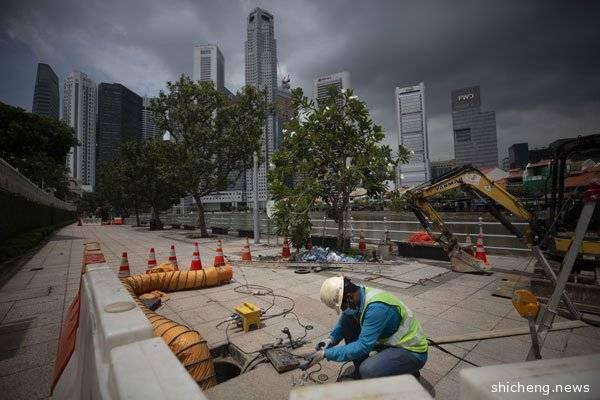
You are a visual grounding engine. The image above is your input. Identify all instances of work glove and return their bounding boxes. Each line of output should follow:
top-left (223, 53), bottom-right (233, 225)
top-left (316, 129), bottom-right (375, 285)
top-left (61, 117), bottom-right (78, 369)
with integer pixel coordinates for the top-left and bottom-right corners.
top-left (315, 338), bottom-right (333, 351)
top-left (302, 350), bottom-right (325, 370)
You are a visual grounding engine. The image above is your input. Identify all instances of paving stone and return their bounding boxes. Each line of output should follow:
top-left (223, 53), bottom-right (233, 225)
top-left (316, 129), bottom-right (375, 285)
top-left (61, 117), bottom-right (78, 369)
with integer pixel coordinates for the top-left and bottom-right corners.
top-left (168, 294), bottom-right (213, 313)
top-left (441, 306), bottom-right (504, 330)
top-left (0, 364), bottom-right (53, 400)
top-left (422, 317), bottom-right (480, 351)
top-left (432, 375), bottom-right (460, 400)
top-left (400, 295), bottom-right (453, 317)
top-left (416, 287), bottom-right (472, 305)
top-left (0, 322), bottom-right (61, 350)
top-left (0, 339), bottom-right (58, 376)
top-left (0, 287), bottom-right (50, 304)
top-left (422, 344), bottom-right (466, 376)
top-left (450, 297), bottom-right (513, 317)
top-left (471, 336), bottom-right (563, 363)
top-left (0, 302), bottom-right (13, 322)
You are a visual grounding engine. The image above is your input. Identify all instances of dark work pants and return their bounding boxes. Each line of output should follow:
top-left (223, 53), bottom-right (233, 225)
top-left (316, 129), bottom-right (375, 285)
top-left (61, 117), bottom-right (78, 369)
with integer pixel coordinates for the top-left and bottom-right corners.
top-left (341, 314), bottom-right (427, 379)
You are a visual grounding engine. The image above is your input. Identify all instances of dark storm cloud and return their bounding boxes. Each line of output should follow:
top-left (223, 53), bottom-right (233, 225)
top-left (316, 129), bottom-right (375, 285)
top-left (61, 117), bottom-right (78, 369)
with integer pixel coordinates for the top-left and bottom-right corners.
top-left (1, 0), bottom-right (599, 160)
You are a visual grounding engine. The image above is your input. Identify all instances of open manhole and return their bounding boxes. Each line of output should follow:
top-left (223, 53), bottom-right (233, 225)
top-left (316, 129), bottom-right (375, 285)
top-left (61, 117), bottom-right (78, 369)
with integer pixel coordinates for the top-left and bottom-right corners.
top-left (213, 360), bottom-right (242, 384)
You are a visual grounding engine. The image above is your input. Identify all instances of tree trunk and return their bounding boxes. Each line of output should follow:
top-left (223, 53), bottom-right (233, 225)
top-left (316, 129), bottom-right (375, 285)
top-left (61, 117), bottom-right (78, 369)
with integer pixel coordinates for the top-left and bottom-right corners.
top-left (134, 204), bottom-right (140, 227)
top-left (336, 210), bottom-right (345, 251)
top-left (194, 195), bottom-right (209, 237)
top-left (151, 206), bottom-right (163, 230)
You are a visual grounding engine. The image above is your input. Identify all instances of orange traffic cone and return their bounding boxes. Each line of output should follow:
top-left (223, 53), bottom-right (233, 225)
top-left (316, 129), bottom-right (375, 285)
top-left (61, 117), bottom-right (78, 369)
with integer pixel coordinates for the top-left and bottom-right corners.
top-left (358, 231), bottom-right (367, 253)
top-left (118, 252), bottom-right (131, 279)
top-left (190, 242), bottom-right (203, 270)
top-left (282, 239), bottom-right (291, 258)
top-left (474, 233), bottom-right (489, 265)
top-left (168, 244), bottom-right (179, 270)
top-left (147, 247), bottom-right (157, 271)
top-left (213, 240), bottom-right (225, 267)
top-left (241, 237), bottom-right (252, 261)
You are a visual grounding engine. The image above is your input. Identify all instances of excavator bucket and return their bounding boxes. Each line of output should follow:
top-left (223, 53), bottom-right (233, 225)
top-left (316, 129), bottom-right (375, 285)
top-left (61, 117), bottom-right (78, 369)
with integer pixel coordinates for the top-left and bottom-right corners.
top-left (449, 248), bottom-right (491, 273)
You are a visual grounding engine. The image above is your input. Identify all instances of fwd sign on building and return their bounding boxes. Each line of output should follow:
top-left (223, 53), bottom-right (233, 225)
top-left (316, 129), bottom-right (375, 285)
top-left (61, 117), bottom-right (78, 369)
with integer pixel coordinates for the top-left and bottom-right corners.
top-left (452, 86), bottom-right (481, 110)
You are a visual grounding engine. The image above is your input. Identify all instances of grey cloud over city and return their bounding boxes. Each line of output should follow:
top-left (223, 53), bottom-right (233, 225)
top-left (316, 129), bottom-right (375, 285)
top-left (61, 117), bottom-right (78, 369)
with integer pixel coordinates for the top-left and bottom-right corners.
top-left (1, 0), bottom-right (599, 160)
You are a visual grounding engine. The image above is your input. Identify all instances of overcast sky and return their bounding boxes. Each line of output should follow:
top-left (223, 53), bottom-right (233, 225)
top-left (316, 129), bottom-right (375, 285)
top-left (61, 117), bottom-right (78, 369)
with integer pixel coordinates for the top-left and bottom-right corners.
top-left (1, 0), bottom-right (599, 161)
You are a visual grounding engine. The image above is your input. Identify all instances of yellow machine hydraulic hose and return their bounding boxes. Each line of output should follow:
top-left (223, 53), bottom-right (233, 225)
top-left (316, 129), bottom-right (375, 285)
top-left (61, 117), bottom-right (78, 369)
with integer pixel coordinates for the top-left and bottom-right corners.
top-left (121, 265), bottom-right (233, 390)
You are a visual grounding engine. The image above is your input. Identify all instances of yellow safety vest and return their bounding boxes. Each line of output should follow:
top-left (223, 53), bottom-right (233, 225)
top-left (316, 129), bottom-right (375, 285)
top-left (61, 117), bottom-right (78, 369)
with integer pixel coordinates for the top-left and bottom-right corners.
top-left (359, 287), bottom-right (428, 353)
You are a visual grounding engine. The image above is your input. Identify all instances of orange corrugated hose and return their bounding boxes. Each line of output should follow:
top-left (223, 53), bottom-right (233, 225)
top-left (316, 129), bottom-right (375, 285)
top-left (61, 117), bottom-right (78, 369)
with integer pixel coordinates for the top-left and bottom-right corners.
top-left (122, 265), bottom-right (233, 390)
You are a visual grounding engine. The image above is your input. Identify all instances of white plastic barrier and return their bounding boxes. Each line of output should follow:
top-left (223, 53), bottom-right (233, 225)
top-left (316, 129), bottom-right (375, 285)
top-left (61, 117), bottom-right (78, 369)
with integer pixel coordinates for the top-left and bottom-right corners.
top-left (52, 262), bottom-right (206, 399)
top-left (460, 353), bottom-right (599, 399)
top-left (289, 375), bottom-right (432, 400)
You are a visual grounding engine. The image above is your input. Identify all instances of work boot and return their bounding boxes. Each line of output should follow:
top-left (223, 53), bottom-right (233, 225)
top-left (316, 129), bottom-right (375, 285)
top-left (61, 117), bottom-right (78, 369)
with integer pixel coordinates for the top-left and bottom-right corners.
top-left (336, 365), bottom-right (360, 381)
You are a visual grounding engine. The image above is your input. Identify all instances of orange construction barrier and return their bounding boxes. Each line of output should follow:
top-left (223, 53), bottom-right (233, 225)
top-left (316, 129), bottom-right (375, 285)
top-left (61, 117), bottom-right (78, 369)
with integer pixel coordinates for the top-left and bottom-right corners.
top-left (407, 231), bottom-right (433, 244)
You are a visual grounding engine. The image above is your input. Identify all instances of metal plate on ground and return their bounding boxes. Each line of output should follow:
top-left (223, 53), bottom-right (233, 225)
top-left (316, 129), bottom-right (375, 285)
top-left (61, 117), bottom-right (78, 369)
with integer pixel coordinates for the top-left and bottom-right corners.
top-left (266, 349), bottom-right (300, 373)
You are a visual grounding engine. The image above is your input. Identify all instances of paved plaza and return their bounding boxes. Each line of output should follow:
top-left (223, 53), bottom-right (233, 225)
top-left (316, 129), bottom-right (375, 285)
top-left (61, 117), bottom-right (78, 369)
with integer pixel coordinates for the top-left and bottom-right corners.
top-left (1, 223), bottom-right (599, 399)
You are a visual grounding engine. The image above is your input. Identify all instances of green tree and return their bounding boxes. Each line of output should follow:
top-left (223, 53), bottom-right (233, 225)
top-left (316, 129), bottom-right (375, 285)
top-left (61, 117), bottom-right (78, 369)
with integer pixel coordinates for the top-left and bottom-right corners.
top-left (0, 102), bottom-right (77, 199)
top-left (270, 87), bottom-right (407, 250)
top-left (151, 76), bottom-right (269, 236)
top-left (97, 157), bottom-right (147, 226)
top-left (122, 139), bottom-right (183, 230)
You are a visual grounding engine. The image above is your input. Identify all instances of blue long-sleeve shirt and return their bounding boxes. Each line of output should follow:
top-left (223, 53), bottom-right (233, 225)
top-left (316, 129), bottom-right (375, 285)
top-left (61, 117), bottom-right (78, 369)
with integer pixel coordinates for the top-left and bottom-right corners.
top-left (324, 287), bottom-right (427, 362)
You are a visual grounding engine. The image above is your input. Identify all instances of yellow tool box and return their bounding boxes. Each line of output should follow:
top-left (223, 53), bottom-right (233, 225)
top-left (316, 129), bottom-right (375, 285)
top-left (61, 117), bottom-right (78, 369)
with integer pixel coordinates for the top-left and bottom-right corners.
top-left (234, 302), bottom-right (261, 332)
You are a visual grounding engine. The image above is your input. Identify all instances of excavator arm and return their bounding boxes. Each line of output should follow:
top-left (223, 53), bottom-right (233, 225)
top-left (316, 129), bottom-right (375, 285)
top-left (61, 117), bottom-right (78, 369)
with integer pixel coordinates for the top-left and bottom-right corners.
top-left (406, 165), bottom-right (539, 273)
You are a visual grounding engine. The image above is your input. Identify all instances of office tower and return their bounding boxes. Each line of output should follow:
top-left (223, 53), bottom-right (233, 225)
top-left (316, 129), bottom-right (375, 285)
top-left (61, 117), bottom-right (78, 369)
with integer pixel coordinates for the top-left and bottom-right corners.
top-left (142, 96), bottom-right (163, 139)
top-left (63, 71), bottom-right (97, 191)
top-left (275, 77), bottom-right (293, 151)
top-left (32, 63), bottom-right (59, 119)
top-left (245, 7), bottom-right (277, 205)
top-left (508, 143), bottom-right (529, 169)
top-left (451, 86), bottom-right (498, 168)
top-left (193, 45), bottom-right (225, 92)
top-left (96, 83), bottom-right (142, 179)
top-left (313, 72), bottom-right (351, 104)
top-left (430, 160), bottom-right (456, 180)
top-left (395, 83), bottom-right (430, 187)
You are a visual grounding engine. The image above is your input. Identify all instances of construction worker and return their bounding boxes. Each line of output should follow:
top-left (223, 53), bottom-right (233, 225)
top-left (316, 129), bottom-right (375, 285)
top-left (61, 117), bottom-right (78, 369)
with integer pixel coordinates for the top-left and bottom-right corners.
top-left (304, 276), bottom-right (428, 379)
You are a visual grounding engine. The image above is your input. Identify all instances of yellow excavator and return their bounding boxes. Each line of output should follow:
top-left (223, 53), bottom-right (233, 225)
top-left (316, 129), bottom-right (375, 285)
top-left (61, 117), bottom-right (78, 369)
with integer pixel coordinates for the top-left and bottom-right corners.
top-left (405, 134), bottom-right (600, 274)
top-left (405, 165), bottom-right (541, 273)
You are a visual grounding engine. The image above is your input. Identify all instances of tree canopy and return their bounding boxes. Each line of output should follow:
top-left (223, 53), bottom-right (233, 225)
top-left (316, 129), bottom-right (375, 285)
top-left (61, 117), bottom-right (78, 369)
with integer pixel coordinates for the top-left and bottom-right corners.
top-left (269, 87), bottom-right (408, 249)
top-left (150, 76), bottom-right (269, 235)
top-left (0, 102), bottom-right (77, 199)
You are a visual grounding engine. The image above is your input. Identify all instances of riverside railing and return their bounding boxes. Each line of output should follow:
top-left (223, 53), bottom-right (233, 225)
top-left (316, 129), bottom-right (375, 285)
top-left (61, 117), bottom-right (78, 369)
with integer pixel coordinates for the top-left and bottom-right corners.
top-left (126, 211), bottom-right (530, 253)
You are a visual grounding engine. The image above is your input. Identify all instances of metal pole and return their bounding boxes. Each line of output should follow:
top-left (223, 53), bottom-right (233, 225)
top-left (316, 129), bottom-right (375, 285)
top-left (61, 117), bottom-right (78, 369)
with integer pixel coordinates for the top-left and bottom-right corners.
top-left (253, 152), bottom-right (260, 244)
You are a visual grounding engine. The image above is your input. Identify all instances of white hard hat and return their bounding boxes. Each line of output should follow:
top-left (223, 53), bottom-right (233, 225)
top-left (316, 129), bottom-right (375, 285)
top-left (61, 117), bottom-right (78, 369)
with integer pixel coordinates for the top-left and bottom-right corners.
top-left (320, 276), bottom-right (345, 314)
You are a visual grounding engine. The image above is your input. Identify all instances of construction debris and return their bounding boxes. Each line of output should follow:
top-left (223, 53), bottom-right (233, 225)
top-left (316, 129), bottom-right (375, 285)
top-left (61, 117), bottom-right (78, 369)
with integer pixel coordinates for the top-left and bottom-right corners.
top-left (294, 246), bottom-right (365, 263)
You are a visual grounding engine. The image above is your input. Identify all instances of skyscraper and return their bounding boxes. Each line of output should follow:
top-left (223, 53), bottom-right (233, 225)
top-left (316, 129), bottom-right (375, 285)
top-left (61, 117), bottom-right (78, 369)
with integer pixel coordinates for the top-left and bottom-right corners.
top-left (32, 63), bottom-right (59, 119)
top-left (451, 86), bottom-right (498, 168)
top-left (142, 96), bottom-right (163, 139)
top-left (193, 45), bottom-right (225, 92)
top-left (63, 71), bottom-right (97, 191)
top-left (245, 7), bottom-right (277, 204)
top-left (96, 83), bottom-right (142, 179)
top-left (508, 143), bottom-right (529, 169)
top-left (395, 83), bottom-right (430, 187)
top-left (313, 72), bottom-right (351, 104)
